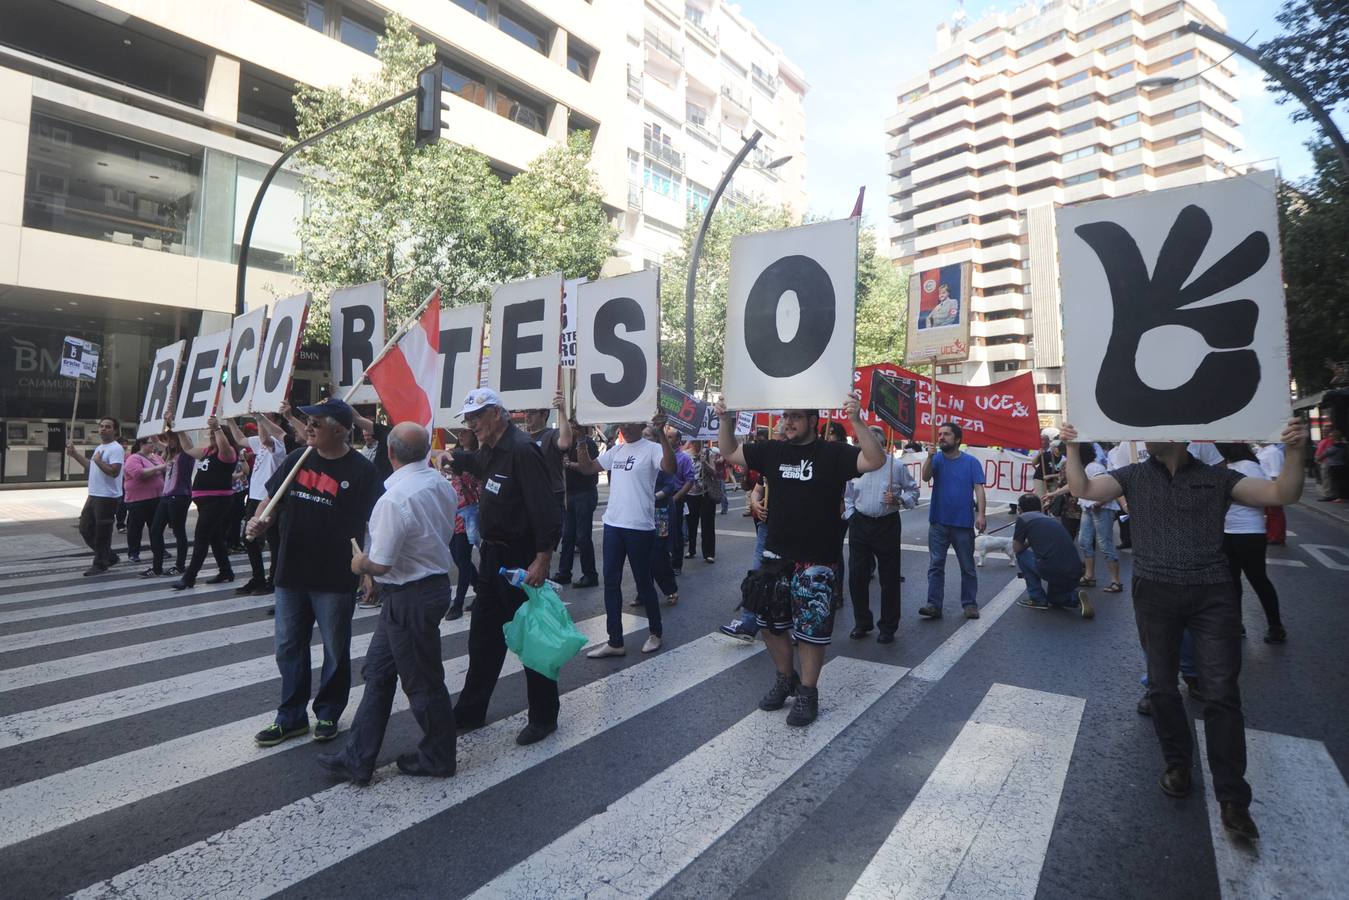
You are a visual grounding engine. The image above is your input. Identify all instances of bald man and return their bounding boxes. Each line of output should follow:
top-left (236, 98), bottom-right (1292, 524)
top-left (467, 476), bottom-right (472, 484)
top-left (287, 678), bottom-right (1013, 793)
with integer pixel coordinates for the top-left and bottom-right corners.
top-left (320, 422), bottom-right (459, 784)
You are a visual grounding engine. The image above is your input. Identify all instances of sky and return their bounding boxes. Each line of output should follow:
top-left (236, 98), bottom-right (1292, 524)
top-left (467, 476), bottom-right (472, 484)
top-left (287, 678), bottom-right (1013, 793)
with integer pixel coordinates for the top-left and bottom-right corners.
top-left (732, 0), bottom-right (1342, 228)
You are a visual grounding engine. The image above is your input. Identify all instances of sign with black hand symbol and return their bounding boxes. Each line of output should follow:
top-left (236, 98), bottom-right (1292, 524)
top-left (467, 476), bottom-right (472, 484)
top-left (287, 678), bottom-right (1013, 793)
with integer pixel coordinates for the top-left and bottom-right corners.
top-left (723, 218), bottom-right (858, 409)
top-left (1056, 172), bottom-right (1290, 440)
top-left (576, 269), bottom-right (659, 425)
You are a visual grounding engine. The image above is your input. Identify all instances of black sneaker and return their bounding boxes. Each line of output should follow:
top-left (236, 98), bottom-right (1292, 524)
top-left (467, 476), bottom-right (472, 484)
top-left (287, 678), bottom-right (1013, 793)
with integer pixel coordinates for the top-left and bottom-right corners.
top-left (759, 671), bottom-right (801, 711)
top-left (550, 572), bottom-right (572, 585)
top-left (917, 605), bottom-right (943, 619)
top-left (574, 574), bottom-right (599, 588)
top-left (164, 566), bottom-right (182, 577)
top-left (254, 722), bottom-right (309, 747)
top-left (313, 719), bottom-right (339, 742)
top-left (786, 685), bottom-right (819, 726)
top-left (139, 567), bottom-right (162, 578)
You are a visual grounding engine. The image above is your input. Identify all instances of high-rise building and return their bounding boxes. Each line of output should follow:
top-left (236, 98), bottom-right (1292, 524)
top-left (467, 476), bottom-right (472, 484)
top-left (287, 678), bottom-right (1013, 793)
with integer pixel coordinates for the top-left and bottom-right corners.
top-left (620, 0), bottom-right (808, 268)
top-left (885, 0), bottom-right (1244, 421)
top-left (0, 0), bottom-right (806, 483)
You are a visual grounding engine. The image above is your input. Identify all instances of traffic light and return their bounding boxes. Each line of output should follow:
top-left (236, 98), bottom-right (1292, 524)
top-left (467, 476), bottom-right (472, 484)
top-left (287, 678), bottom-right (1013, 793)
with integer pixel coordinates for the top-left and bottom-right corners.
top-left (415, 63), bottom-right (447, 149)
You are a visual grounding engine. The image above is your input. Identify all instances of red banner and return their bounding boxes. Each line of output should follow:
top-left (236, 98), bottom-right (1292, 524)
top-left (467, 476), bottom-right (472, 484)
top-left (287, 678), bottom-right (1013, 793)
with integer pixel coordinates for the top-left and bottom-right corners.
top-left (826, 363), bottom-right (1041, 449)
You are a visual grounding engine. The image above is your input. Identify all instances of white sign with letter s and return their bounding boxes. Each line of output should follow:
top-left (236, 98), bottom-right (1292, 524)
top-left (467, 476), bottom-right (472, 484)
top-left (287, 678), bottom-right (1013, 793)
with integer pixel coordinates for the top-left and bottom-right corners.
top-left (576, 269), bottom-right (659, 425)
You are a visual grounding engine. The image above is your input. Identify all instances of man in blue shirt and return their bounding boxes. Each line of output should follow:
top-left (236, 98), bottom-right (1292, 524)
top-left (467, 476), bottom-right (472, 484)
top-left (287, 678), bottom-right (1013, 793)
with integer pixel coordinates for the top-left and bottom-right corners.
top-left (920, 421), bottom-right (986, 619)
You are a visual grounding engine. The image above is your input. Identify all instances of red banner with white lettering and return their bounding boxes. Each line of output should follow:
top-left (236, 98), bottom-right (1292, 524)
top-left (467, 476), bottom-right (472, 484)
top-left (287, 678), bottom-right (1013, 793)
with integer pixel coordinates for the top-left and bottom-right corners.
top-left (826, 363), bottom-right (1041, 449)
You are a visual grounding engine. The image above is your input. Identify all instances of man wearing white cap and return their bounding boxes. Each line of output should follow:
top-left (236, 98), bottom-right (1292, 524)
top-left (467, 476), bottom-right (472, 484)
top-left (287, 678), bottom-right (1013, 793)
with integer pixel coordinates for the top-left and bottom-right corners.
top-left (447, 389), bottom-right (564, 746)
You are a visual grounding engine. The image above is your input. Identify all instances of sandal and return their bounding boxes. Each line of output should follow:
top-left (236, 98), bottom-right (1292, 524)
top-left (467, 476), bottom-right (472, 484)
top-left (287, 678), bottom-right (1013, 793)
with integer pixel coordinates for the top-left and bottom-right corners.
top-left (1079, 576), bottom-right (1096, 587)
top-left (1103, 582), bottom-right (1123, 593)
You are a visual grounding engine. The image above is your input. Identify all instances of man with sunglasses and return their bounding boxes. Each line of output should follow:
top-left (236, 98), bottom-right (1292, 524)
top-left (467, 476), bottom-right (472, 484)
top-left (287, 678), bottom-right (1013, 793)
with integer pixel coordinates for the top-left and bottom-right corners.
top-left (246, 398), bottom-right (380, 748)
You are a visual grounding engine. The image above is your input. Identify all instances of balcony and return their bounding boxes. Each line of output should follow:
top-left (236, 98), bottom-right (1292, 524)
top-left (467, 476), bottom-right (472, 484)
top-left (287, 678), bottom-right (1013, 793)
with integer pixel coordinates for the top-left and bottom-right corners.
top-left (686, 118), bottom-right (719, 147)
top-left (644, 137), bottom-right (685, 171)
top-left (644, 28), bottom-right (684, 67)
top-left (628, 182), bottom-right (643, 210)
top-left (684, 11), bottom-right (717, 46)
top-left (721, 84), bottom-right (751, 119)
top-left (627, 68), bottom-right (643, 100)
top-left (751, 68), bottom-right (778, 97)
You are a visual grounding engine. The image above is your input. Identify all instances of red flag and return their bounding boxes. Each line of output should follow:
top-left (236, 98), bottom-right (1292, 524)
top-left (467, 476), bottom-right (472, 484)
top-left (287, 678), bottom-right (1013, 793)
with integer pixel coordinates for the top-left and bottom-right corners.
top-left (850, 186), bottom-right (865, 219)
top-left (367, 290), bottom-right (440, 428)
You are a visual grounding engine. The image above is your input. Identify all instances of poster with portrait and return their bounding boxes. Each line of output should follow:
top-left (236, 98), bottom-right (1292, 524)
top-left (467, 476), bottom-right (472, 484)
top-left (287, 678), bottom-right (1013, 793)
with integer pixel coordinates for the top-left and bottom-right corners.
top-left (905, 261), bottom-right (972, 364)
top-left (1056, 171), bottom-right (1290, 440)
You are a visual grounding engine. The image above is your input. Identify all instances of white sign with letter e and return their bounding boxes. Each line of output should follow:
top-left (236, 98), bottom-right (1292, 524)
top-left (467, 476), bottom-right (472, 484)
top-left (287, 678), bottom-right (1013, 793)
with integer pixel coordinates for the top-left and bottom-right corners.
top-left (173, 328), bottom-right (232, 432)
top-left (488, 273), bottom-right (562, 412)
top-left (576, 269), bottom-right (659, 425)
top-left (1056, 171), bottom-right (1290, 440)
top-left (723, 218), bottom-right (858, 410)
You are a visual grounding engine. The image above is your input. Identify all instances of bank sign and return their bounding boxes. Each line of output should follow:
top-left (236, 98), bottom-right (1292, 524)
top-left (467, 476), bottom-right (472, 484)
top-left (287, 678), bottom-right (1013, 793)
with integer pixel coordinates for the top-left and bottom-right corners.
top-left (2, 326), bottom-right (98, 419)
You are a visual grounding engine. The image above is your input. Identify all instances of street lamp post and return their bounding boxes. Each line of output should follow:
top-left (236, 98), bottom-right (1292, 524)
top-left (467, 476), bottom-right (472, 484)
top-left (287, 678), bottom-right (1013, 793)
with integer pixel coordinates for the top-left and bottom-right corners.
top-left (681, 130), bottom-right (792, 393)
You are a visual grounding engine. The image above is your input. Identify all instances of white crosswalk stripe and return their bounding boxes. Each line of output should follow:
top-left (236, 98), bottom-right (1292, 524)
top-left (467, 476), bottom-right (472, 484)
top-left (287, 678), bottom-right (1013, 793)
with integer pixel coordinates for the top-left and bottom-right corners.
top-left (0, 592), bottom-right (273, 653)
top-left (0, 580), bottom-right (237, 625)
top-left (0, 565), bottom-right (226, 605)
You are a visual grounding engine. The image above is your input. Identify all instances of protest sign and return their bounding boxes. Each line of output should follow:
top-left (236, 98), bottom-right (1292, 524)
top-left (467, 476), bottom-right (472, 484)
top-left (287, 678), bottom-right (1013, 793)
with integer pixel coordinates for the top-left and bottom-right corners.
top-left (897, 446), bottom-right (1039, 505)
top-left (60, 336), bottom-right (100, 380)
top-left (488, 273), bottom-right (562, 411)
top-left (723, 218), bottom-right (858, 409)
top-left (136, 340), bottom-right (186, 437)
top-left (433, 303), bottom-right (485, 428)
top-left (1056, 171), bottom-right (1290, 440)
top-left (173, 328), bottom-right (232, 431)
top-left (559, 277), bottom-right (585, 369)
top-left (905, 262), bottom-right (972, 363)
top-left (658, 381), bottom-right (708, 438)
top-left (576, 270), bottom-right (659, 425)
top-left (249, 292), bottom-right (310, 413)
top-left (868, 369), bottom-right (917, 438)
top-left (218, 306), bottom-right (267, 418)
top-left (330, 281), bottom-right (385, 406)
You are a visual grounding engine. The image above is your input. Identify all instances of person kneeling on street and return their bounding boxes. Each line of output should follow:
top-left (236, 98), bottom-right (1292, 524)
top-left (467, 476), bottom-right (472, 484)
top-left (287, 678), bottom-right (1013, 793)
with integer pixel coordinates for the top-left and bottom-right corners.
top-left (1012, 494), bottom-right (1092, 619)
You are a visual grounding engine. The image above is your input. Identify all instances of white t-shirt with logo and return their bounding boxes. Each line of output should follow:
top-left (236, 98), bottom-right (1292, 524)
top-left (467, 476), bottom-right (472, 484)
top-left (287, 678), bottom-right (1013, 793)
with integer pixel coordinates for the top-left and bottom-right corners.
top-left (597, 439), bottom-right (664, 531)
top-left (1224, 459), bottom-right (1268, 534)
top-left (247, 435), bottom-right (287, 502)
top-left (87, 440), bottom-right (126, 498)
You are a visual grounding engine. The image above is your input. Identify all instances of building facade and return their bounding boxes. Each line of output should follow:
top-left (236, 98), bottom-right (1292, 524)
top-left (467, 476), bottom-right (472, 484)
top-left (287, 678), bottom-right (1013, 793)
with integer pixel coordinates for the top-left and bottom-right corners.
top-left (885, 0), bottom-right (1244, 420)
top-left (619, 0), bottom-right (808, 268)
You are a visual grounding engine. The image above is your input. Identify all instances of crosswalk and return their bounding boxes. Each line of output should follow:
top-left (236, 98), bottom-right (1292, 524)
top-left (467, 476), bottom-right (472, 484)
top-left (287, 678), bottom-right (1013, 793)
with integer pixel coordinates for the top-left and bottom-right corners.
top-left (0, 562), bottom-right (1344, 899)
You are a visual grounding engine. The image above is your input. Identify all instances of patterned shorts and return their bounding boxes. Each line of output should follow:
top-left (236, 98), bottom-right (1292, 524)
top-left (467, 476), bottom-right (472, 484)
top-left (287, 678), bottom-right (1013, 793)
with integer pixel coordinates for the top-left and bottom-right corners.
top-left (754, 560), bottom-right (844, 645)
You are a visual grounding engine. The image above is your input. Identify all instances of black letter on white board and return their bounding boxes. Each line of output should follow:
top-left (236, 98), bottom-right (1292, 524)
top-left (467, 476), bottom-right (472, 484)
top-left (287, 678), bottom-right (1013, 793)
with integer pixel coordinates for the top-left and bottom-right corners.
top-left (144, 361), bottom-right (174, 423)
top-left (339, 306), bottom-right (375, 386)
top-left (262, 317), bottom-right (294, 392)
top-left (229, 328), bottom-right (256, 405)
top-left (590, 297), bottom-right (646, 408)
top-left (439, 326), bottom-right (474, 409)
top-left (181, 350), bottom-right (220, 420)
top-left (743, 255), bottom-right (835, 377)
top-left (501, 299), bottom-right (544, 392)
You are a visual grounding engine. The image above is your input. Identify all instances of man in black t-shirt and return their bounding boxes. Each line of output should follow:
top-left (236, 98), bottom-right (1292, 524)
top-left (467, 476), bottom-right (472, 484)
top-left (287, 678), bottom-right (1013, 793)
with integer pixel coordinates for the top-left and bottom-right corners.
top-left (246, 398), bottom-right (380, 749)
top-left (716, 394), bottom-right (886, 726)
top-left (1011, 494), bottom-right (1090, 617)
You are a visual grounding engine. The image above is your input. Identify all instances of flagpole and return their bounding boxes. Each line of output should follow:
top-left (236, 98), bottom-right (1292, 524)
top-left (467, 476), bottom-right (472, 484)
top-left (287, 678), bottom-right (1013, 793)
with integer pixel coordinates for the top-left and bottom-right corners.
top-left (251, 290), bottom-right (439, 532)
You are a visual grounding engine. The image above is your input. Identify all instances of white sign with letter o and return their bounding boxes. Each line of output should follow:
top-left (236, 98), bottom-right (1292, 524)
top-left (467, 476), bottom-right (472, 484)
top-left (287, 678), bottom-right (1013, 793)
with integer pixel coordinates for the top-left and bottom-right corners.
top-left (723, 218), bottom-right (858, 410)
top-left (249, 292), bottom-right (311, 414)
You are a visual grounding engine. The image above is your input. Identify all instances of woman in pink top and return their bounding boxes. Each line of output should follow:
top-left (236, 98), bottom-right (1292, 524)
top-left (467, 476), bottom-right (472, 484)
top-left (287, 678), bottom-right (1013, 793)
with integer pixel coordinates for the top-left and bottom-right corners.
top-left (172, 416), bottom-right (240, 590)
top-left (122, 437), bottom-right (167, 563)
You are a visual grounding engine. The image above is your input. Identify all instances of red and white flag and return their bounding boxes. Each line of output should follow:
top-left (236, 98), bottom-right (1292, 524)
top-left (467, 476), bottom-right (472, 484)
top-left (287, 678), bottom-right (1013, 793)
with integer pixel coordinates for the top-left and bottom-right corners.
top-left (367, 289), bottom-right (440, 428)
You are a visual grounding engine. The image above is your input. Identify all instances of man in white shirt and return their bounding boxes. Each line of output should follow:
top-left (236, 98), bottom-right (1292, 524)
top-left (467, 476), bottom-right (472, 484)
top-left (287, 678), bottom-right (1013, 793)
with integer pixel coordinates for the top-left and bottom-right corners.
top-left (318, 422), bottom-right (458, 785)
top-left (843, 427), bottom-right (919, 643)
top-left (574, 415), bottom-right (676, 657)
top-left (66, 416), bottom-right (125, 576)
top-left (227, 415), bottom-right (288, 594)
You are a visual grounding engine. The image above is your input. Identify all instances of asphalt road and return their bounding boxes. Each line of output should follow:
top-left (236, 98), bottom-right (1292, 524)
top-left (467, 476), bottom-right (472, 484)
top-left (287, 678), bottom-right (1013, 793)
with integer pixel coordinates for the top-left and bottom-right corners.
top-left (0, 490), bottom-right (1346, 899)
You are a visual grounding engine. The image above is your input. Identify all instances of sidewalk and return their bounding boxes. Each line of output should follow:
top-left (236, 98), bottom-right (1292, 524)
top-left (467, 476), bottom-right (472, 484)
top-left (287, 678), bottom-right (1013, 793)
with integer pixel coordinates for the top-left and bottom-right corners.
top-left (1298, 478), bottom-right (1349, 528)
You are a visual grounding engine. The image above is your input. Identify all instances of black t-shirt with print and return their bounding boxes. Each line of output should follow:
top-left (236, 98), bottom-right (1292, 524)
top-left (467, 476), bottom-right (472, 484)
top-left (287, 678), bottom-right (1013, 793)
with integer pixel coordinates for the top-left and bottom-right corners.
top-left (742, 440), bottom-right (861, 564)
top-left (265, 448), bottom-right (380, 593)
top-left (563, 436), bottom-right (600, 494)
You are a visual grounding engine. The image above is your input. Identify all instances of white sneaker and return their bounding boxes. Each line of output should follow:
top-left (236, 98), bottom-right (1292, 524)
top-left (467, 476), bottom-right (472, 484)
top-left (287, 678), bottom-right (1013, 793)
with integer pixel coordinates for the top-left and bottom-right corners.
top-left (586, 643), bottom-right (626, 659)
top-left (642, 634), bottom-right (662, 653)
top-left (664, 592), bottom-right (678, 606)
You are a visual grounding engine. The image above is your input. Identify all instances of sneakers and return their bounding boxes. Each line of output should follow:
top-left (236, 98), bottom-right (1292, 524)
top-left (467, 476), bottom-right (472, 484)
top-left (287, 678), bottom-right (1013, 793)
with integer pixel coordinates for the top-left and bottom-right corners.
top-left (917, 605), bottom-right (943, 619)
top-left (313, 719), bottom-right (339, 742)
top-left (357, 596), bottom-right (382, 610)
top-left (139, 567), bottom-right (162, 578)
top-left (704, 556), bottom-right (715, 564)
top-left (963, 606), bottom-right (981, 619)
top-left (1078, 590), bottom-right (1095, 620)
top-left (1017, 597), bottom-right (1051, 610)
top-left (719, 619), bottom-right (756, 643)
top-left (759, 670), bottom-right (801, 711)
top-left (254, 722), bottom-right (310, 747)
top-left (1220, 802), bottom-right (1260, 840)
top-left (641, 634), bottom-right (662, 653)
top-left (573, 574), bottom-right (599, 588)
top-left (164, 566), bottom-right (182, 577)
top-left (664, 592), bottom-right (679, 606)
top-left (586, 642), bottom-right (626, 659)
top-left (786, 685), bottom-right (819, 727)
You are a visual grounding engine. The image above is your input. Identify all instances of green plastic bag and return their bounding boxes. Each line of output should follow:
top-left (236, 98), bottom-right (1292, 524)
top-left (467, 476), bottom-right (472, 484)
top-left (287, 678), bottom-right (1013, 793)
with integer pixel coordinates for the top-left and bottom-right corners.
top-left (503, 581), bottom-right (588, 680)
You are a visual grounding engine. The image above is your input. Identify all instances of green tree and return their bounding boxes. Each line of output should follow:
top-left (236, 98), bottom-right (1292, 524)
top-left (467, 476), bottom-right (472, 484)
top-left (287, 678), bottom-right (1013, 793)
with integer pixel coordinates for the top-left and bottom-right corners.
top-left (287, 16), bottom-right (613, 341)
top-left (1259, 1), bottom-right (1349, 123)
top-left (1279, 143), bottom-right (1349, 393)
top-left (658, 203), bottom-right (906, 392)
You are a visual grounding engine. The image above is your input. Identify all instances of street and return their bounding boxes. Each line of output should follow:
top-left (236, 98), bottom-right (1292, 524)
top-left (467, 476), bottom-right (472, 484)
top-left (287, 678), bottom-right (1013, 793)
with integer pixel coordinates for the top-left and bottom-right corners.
top-left (1, 489), bottom-right (1346, 899)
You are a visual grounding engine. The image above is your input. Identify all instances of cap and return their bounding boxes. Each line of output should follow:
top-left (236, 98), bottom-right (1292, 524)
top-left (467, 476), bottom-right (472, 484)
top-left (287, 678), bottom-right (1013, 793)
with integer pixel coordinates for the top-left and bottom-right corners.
top-left (298, 398), bottom-right (353, 429)
top-left (458, 388), bottom-right (504, 418)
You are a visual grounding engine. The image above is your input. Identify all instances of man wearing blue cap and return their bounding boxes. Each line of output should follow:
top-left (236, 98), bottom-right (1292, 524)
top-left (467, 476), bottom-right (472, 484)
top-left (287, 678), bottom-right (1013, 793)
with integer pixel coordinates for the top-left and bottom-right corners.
top-left (246, 397), bottom-right (381, 748)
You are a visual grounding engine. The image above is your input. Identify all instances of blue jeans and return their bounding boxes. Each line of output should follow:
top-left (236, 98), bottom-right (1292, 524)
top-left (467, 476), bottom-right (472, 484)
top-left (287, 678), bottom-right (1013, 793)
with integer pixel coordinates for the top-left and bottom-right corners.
top-left (1078, 506), bottom-right (1118, 562)
top-left (927, 523), bottom-right (978, 611)
top-left (602, 525), bottom-right (660, 646)
top-left (272, 586), bottom-right (357, 728)
top-left (1016, 549), bottom-right (1081, 607)
top-left (753, 520), bottom-right (768, 568)
top-left (558, 489), bottom-right (598, 579)
top-left (667, 499), bottom-right (684, 571)
top-left (459, 504), bottom-right (480, 547)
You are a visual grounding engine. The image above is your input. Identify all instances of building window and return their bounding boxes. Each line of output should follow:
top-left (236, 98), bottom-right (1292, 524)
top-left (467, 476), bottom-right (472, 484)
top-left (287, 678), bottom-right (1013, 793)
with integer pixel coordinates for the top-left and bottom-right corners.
top-left (1106, 62), bottom-right (1134, 78)
top-left (495, 83), bottom-right (546, 133)
top-left (978, 48), bottom-right (1007, 65)
top-left (1061, 69), bottom-right (1090, 87)
top-left (441, 60), bottom-right (489, 107)
top-left (1115, 164), bottom-right (1144, 178)
top-left (255, 0), bottom-right (326, 29)
top-left (993, 360), bottom-right (1024, 372)
top-left (1111, 112), bottom-right (1140, 127)
top-left (1107, 87), bottom-right (1136, 104)
top-left (1170, 50), bottom-right (1195, 66)
top-left (1171, 101), bottom-right (1201, 119)
top-left (238, 66), bottom-right (298, 136)
top-left (642, 159), bottom-right (677, 199)
top-left (936, 364), bottom-right (963, 375)
top-left (337, 9), bottom-right (383, 55)
top-left (451, 0), bottom-right (488, 19)
top-left (931, 57), bottom-right (965, 77)
top-left (686, 181), bottom-right (711, 214)
top-left (1102, 37), bottom-right (1132, 54)
top-left (1060, 95), bottom-right (1093, 112)
top-left (567, 38), bottom-right (594, 81)
top-left (1061, 145), bottom-right (1099, 162)
top-left (1064, 170), bottom-right (1101, 186)
top-left (497, 7), bottom-right (549, 55)
top-left (23, 111), bottom-right (202, 254)
top-left (1062, 120), bottom-right (1094, 136)
top-left (1111, 138), bottom-right (1142, 154)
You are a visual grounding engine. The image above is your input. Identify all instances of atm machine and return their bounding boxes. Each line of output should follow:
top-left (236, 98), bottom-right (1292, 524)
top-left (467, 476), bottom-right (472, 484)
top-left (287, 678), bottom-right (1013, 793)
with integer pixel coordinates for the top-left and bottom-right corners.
top-left (1, 419), bottom-right (67, 484)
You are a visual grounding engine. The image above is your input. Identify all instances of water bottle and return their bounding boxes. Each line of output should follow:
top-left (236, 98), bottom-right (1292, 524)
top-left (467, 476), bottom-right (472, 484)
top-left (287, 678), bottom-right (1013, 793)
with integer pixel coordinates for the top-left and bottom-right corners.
top-left (499, 567), bottom-right (562, 591)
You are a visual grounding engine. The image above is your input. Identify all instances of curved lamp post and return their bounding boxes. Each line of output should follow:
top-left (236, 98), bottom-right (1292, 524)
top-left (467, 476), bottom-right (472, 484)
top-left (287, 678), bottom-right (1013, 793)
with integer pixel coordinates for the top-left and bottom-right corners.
top-left (683, 128), bottom-right (792, 392)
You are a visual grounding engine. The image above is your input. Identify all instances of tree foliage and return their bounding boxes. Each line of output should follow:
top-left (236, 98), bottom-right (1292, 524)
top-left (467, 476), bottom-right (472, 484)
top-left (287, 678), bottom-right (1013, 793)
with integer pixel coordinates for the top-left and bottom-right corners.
top-left (1279, 143), bottom-right (1349, 394)
top-left (1259, 1), bottom-right (1349, 123)
top-left (657, 202), bottom-right (907, 392)
top-left (288, 16), bottom-right (614, 341)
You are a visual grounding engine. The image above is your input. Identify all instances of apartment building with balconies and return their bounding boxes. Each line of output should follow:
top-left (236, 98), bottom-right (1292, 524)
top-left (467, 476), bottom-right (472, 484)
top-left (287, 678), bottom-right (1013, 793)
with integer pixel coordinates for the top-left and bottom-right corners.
top-left (885, 0), bottom-right (1244, 421)
top-left (620, 0), bottom-right (808, 268)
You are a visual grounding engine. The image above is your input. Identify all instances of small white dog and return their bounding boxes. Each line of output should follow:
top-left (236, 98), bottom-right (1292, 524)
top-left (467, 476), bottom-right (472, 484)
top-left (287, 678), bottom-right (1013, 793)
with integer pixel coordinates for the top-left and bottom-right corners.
top-left (975, 533), bottom-right (1017, 567)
